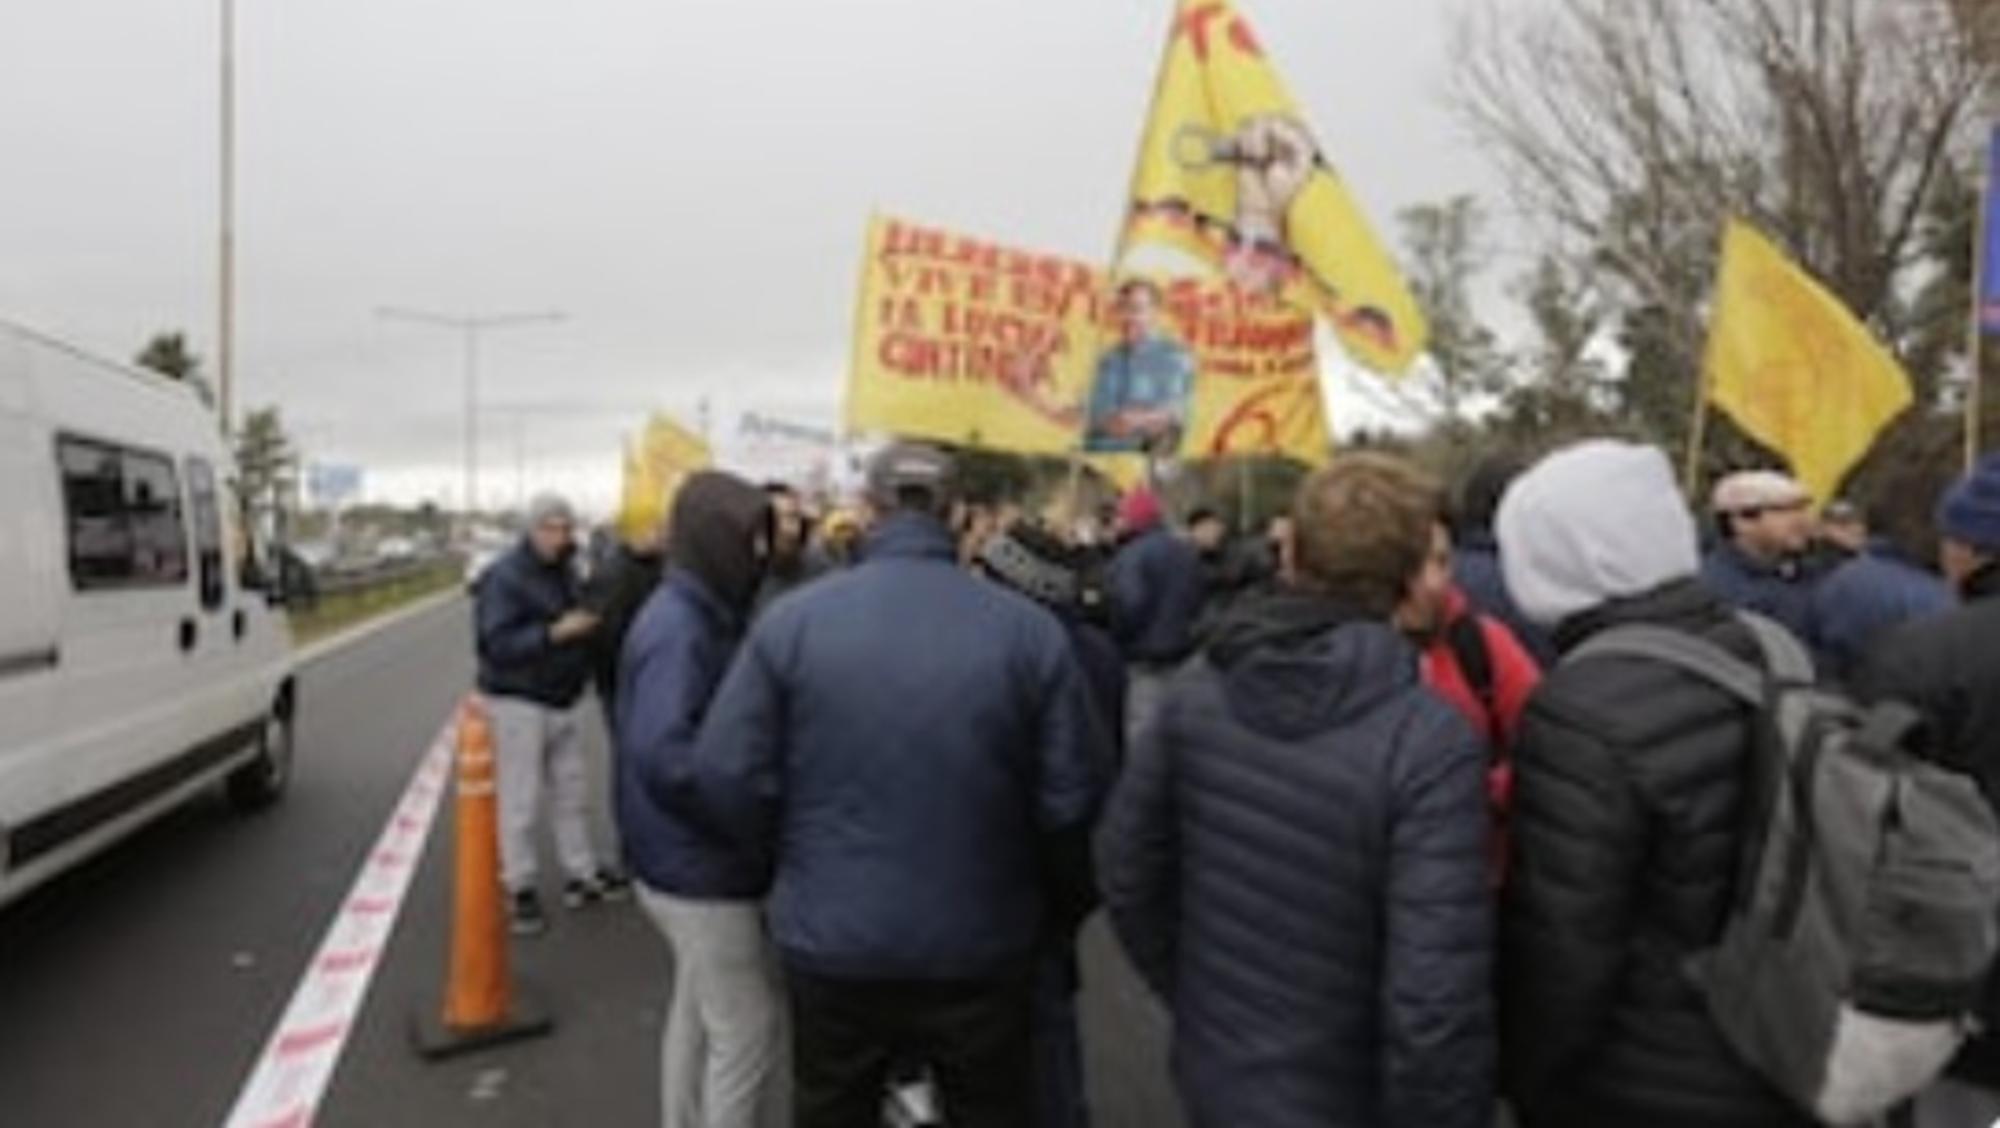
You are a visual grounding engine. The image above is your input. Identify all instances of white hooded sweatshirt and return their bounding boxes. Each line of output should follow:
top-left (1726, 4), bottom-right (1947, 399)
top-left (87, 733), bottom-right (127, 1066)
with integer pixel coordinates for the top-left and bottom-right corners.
top-left (1495, 440), bottom-right (1701, 630)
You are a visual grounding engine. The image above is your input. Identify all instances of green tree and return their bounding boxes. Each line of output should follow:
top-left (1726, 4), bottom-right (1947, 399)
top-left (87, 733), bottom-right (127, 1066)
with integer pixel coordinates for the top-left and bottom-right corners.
top-left (235, 406), bottom-right (299, 541)
top-left (136, 332), bottom-right (199, 380)
top-left (1454, 0), bottom-right (1993, 478)
top-left (1398, 196), bottom-right (1510, 433)
top-left (136, 331), bottom-right (218, 409)
top-left (1493, 254), bottom-right (1613, 447)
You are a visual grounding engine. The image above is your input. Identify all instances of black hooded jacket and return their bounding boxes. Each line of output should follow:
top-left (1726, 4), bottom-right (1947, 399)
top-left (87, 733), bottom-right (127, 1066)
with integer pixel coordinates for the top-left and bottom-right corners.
top-left (584, 543), bottom-right (665, 704)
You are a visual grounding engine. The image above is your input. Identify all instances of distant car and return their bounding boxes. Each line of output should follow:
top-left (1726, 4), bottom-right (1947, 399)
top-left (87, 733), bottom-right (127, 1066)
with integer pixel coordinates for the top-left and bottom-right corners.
top-left (464, 545), bottom-right (505, 592)
top-left (0, 321), bottom-right (297, 909)
top-left (290, 540), bottom-right (336, 571)
top-left (374, 536), bottom-right (418, 564)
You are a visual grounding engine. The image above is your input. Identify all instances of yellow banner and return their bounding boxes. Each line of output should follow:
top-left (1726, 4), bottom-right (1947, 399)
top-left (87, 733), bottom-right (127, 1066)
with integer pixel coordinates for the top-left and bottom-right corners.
top-left (1120, 0), bottom-right (1427, 377)
top-left (847, 215), bottom-right (1328, 465)
top-left (618, 414), bottom-right (711, 540)
top-left (1704, 221), bottom-right (1912, 504)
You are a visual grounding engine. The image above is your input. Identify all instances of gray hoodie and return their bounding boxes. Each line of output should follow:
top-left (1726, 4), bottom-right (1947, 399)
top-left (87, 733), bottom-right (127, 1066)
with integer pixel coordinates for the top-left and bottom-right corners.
top-left (1494, 440), bottom-right (1701, 630)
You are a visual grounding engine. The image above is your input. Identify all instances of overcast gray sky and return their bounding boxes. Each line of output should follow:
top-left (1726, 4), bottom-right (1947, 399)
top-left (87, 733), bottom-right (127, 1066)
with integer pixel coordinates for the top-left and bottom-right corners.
top-left (0, 0), bottom-right (1500, 511)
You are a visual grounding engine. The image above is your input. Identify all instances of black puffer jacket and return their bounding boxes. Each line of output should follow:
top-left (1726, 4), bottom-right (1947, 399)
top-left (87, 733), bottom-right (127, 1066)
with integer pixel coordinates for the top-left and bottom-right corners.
top-left (1503, 579), bottom-right (1809, 1128)
top-left (1098, 593), bottom-right (1494, 1128)
top-left (1856, 564), bottom-right (2000, 1085)
top-left (583, 542), bottom-right (664, 705)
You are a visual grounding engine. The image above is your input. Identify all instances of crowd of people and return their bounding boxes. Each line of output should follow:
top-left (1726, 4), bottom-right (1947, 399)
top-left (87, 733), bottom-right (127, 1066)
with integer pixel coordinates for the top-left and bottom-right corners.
top-left (467, 437), bottom-right (2000, 1128)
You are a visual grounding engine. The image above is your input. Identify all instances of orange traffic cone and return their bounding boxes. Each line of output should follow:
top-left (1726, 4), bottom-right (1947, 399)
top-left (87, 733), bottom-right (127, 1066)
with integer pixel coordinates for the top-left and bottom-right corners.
top-left (413, 695), bottom-right (554, 1059)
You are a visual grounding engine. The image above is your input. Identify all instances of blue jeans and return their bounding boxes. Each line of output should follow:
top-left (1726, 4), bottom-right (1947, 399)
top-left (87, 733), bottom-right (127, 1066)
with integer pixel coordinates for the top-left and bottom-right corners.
top-left (1035, 946), bottom-right (1090, 1128)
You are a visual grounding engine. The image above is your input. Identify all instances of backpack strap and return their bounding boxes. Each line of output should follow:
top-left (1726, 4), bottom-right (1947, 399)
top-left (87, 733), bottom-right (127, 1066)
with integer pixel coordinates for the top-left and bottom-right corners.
top-left (1734, 612), bottom-right (1817, 686)
top-left (1565, 624), bottom-right (1768, 706)
top-left (1445, 614), bottom-right (1501, 749)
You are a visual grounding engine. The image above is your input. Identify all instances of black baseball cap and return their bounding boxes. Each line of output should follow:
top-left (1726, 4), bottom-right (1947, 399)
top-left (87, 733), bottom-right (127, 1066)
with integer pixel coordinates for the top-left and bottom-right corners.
top-left (865, 442), bottom-right (958, 513)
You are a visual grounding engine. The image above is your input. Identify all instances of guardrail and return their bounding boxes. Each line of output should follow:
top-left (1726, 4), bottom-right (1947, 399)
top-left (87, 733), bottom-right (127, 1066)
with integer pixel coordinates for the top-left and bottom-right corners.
top-left (311, 556), bottom-right (462, 601)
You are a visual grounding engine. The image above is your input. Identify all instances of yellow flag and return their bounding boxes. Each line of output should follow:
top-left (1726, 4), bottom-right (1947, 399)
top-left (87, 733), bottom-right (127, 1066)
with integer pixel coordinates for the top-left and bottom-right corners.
top-left (1704, 221), bottom-right (1913, 503)
top-left (616, 438), bottom-right (660, 543)
top-left (1119, 0), bottom-right (1427, 376)
top-left (640, 414), bottom-right (711, 486)
top-left (618, 414), bottom-right (711, 541)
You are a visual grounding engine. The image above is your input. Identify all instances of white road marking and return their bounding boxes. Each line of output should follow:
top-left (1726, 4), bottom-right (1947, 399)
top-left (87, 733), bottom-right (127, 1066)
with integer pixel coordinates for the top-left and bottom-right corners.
top-left (220, 721), bottom-right (455, 1128)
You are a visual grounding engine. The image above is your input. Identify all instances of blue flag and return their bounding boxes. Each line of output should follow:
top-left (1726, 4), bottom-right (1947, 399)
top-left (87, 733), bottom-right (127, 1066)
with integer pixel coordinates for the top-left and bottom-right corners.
top-left (1984, 125), bottom-right (2000, 337)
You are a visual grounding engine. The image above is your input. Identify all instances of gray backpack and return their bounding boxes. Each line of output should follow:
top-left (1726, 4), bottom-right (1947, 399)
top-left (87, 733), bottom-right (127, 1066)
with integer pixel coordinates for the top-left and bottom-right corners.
top-left (1570, 614), bottom-right (2000, 1125)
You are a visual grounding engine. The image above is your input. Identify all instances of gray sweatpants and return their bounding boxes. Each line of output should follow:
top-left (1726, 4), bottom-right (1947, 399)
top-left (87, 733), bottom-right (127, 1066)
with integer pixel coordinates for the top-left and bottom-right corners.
top-left (488, 695), bottom-right (599, 892)
top-left (1126, 668), bottom-right (1171, 751)
top-left (1911, 1077), bottom-right (2000, 1127)
top-left (638, 886), bottom-right (789, 1128)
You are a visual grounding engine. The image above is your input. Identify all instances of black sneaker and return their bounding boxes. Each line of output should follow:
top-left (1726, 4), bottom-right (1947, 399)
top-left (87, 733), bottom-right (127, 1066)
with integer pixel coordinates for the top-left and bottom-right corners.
top-left (509, 889), bottom-right (548, 936)
top-left (565, 869), bottom-right (632, 909)
top-left (595, 867), bottom-right (632, 902)
top-left (563, 876), bottom-right (604, 910)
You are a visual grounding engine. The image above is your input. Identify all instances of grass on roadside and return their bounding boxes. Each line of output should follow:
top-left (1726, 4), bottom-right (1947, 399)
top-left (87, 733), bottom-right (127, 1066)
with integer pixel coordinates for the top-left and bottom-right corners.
top-left (287, 562), bottom-right (464, 646)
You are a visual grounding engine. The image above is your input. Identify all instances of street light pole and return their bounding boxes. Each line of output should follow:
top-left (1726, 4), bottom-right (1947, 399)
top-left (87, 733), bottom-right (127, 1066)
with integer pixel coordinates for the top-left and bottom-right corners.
top-left (376, 308), bottom-right (564, 525)
top-left (218, 0), bottom-right (236, 432)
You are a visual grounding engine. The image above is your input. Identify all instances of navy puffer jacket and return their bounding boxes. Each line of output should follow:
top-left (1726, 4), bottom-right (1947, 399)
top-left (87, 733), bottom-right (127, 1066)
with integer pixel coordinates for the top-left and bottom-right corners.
top-left (1098, 592), bottom-right (1495, 1128)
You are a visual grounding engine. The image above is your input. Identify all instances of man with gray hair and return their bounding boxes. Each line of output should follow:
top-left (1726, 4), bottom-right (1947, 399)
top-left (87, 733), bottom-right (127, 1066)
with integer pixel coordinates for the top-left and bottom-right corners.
top-left (476, 492), bottom-right (627, 935)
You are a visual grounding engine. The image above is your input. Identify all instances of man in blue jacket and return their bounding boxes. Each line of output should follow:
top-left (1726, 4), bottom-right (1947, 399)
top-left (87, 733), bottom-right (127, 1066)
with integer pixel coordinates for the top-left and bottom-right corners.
top-left (1451, 454), bottom-right (1555, 666)
top-left (475, 493), bottom-right (626, 935)
top-left (1098, 453), bottom-right (1494, 1128)
top-left (689, 443), bottom-right (1110, 1128)
top-left (1702, 470), bottom-right (1821, 642)
top-left (1809, 501), bottom-right (1953, 683)
top-left (616, 471), bottom-right (779, 1128)
top-left (1107, 487), bottom-right (1206, 746)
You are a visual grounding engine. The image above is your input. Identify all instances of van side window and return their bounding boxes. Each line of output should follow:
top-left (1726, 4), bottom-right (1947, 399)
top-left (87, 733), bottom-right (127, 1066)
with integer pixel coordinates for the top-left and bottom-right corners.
top-left (57, 437), bottom-right (190, 590)
top-left (58, 439), bottom-right (131, 585)
top-left (186, 457), bottom-right (225, 609)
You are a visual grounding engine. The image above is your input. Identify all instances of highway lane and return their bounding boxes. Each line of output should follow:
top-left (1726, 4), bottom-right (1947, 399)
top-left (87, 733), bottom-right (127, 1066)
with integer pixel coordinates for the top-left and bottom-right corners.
top-left (0, 594), bottom-right (1184, 1127)
top-left (0, 595), bottom-right (475, 1127)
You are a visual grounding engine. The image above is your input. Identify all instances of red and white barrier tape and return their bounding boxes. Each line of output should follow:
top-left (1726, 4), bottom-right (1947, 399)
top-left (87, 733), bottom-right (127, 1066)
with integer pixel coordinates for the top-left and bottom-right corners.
top-left (221, 723), bottom-right (455, 1128)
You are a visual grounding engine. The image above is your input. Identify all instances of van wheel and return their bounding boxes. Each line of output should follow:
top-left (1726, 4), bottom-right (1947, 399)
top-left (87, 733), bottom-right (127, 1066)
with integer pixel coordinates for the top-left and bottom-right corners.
top-left (228, 704), bottom-right (294, 812)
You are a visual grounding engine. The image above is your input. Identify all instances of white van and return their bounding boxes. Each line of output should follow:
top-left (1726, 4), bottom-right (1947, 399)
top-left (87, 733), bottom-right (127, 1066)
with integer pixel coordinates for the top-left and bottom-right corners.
top-left (0, 322), bottom-right (296, 908)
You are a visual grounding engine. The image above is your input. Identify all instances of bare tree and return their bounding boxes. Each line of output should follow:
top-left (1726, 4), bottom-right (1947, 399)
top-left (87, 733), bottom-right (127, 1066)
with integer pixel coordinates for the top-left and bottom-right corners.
top-left (1493, 254), bottom-right (1616, 447)
top-left (1453, 0), bottom-right (1994, 451)
top-left (1399, 196), bottom-right (1511, 430)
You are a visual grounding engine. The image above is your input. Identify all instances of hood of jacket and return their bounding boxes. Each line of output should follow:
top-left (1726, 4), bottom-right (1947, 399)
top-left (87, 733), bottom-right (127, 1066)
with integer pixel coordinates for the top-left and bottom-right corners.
top-left (669, 472), bottom-right (772, 615)
top-left (1497, 440), bottom-right (1700, 628)
top-left (1205, 591), bottom-right (1417, 741)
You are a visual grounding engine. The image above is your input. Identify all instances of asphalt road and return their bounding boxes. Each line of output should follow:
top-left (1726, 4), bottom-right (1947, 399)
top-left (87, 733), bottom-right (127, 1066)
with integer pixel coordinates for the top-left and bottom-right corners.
top-left (0, 595), bottom-right (1183, 1128)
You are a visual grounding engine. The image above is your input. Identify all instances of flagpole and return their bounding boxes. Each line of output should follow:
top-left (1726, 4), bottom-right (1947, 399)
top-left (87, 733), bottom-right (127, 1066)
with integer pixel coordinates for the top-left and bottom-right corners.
top-left (1683, 367), bottom-right (1713, 499)
top-left (1970, 127), bottom-right (1992, 472)
top-left (1084, 1), bottom-right (1186, 492)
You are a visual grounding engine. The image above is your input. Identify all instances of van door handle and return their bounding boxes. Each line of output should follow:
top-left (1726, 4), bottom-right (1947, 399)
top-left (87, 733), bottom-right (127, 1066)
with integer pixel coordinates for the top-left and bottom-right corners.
top-left (179, 618), bottom-right (198, 652)
top-left (233, 609), bottom-right (247, 641)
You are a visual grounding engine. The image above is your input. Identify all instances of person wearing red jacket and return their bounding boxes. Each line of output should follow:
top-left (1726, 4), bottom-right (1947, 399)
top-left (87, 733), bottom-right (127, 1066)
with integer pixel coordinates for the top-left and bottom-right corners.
top-left (1397, 518), bottom-right (1542, 879)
